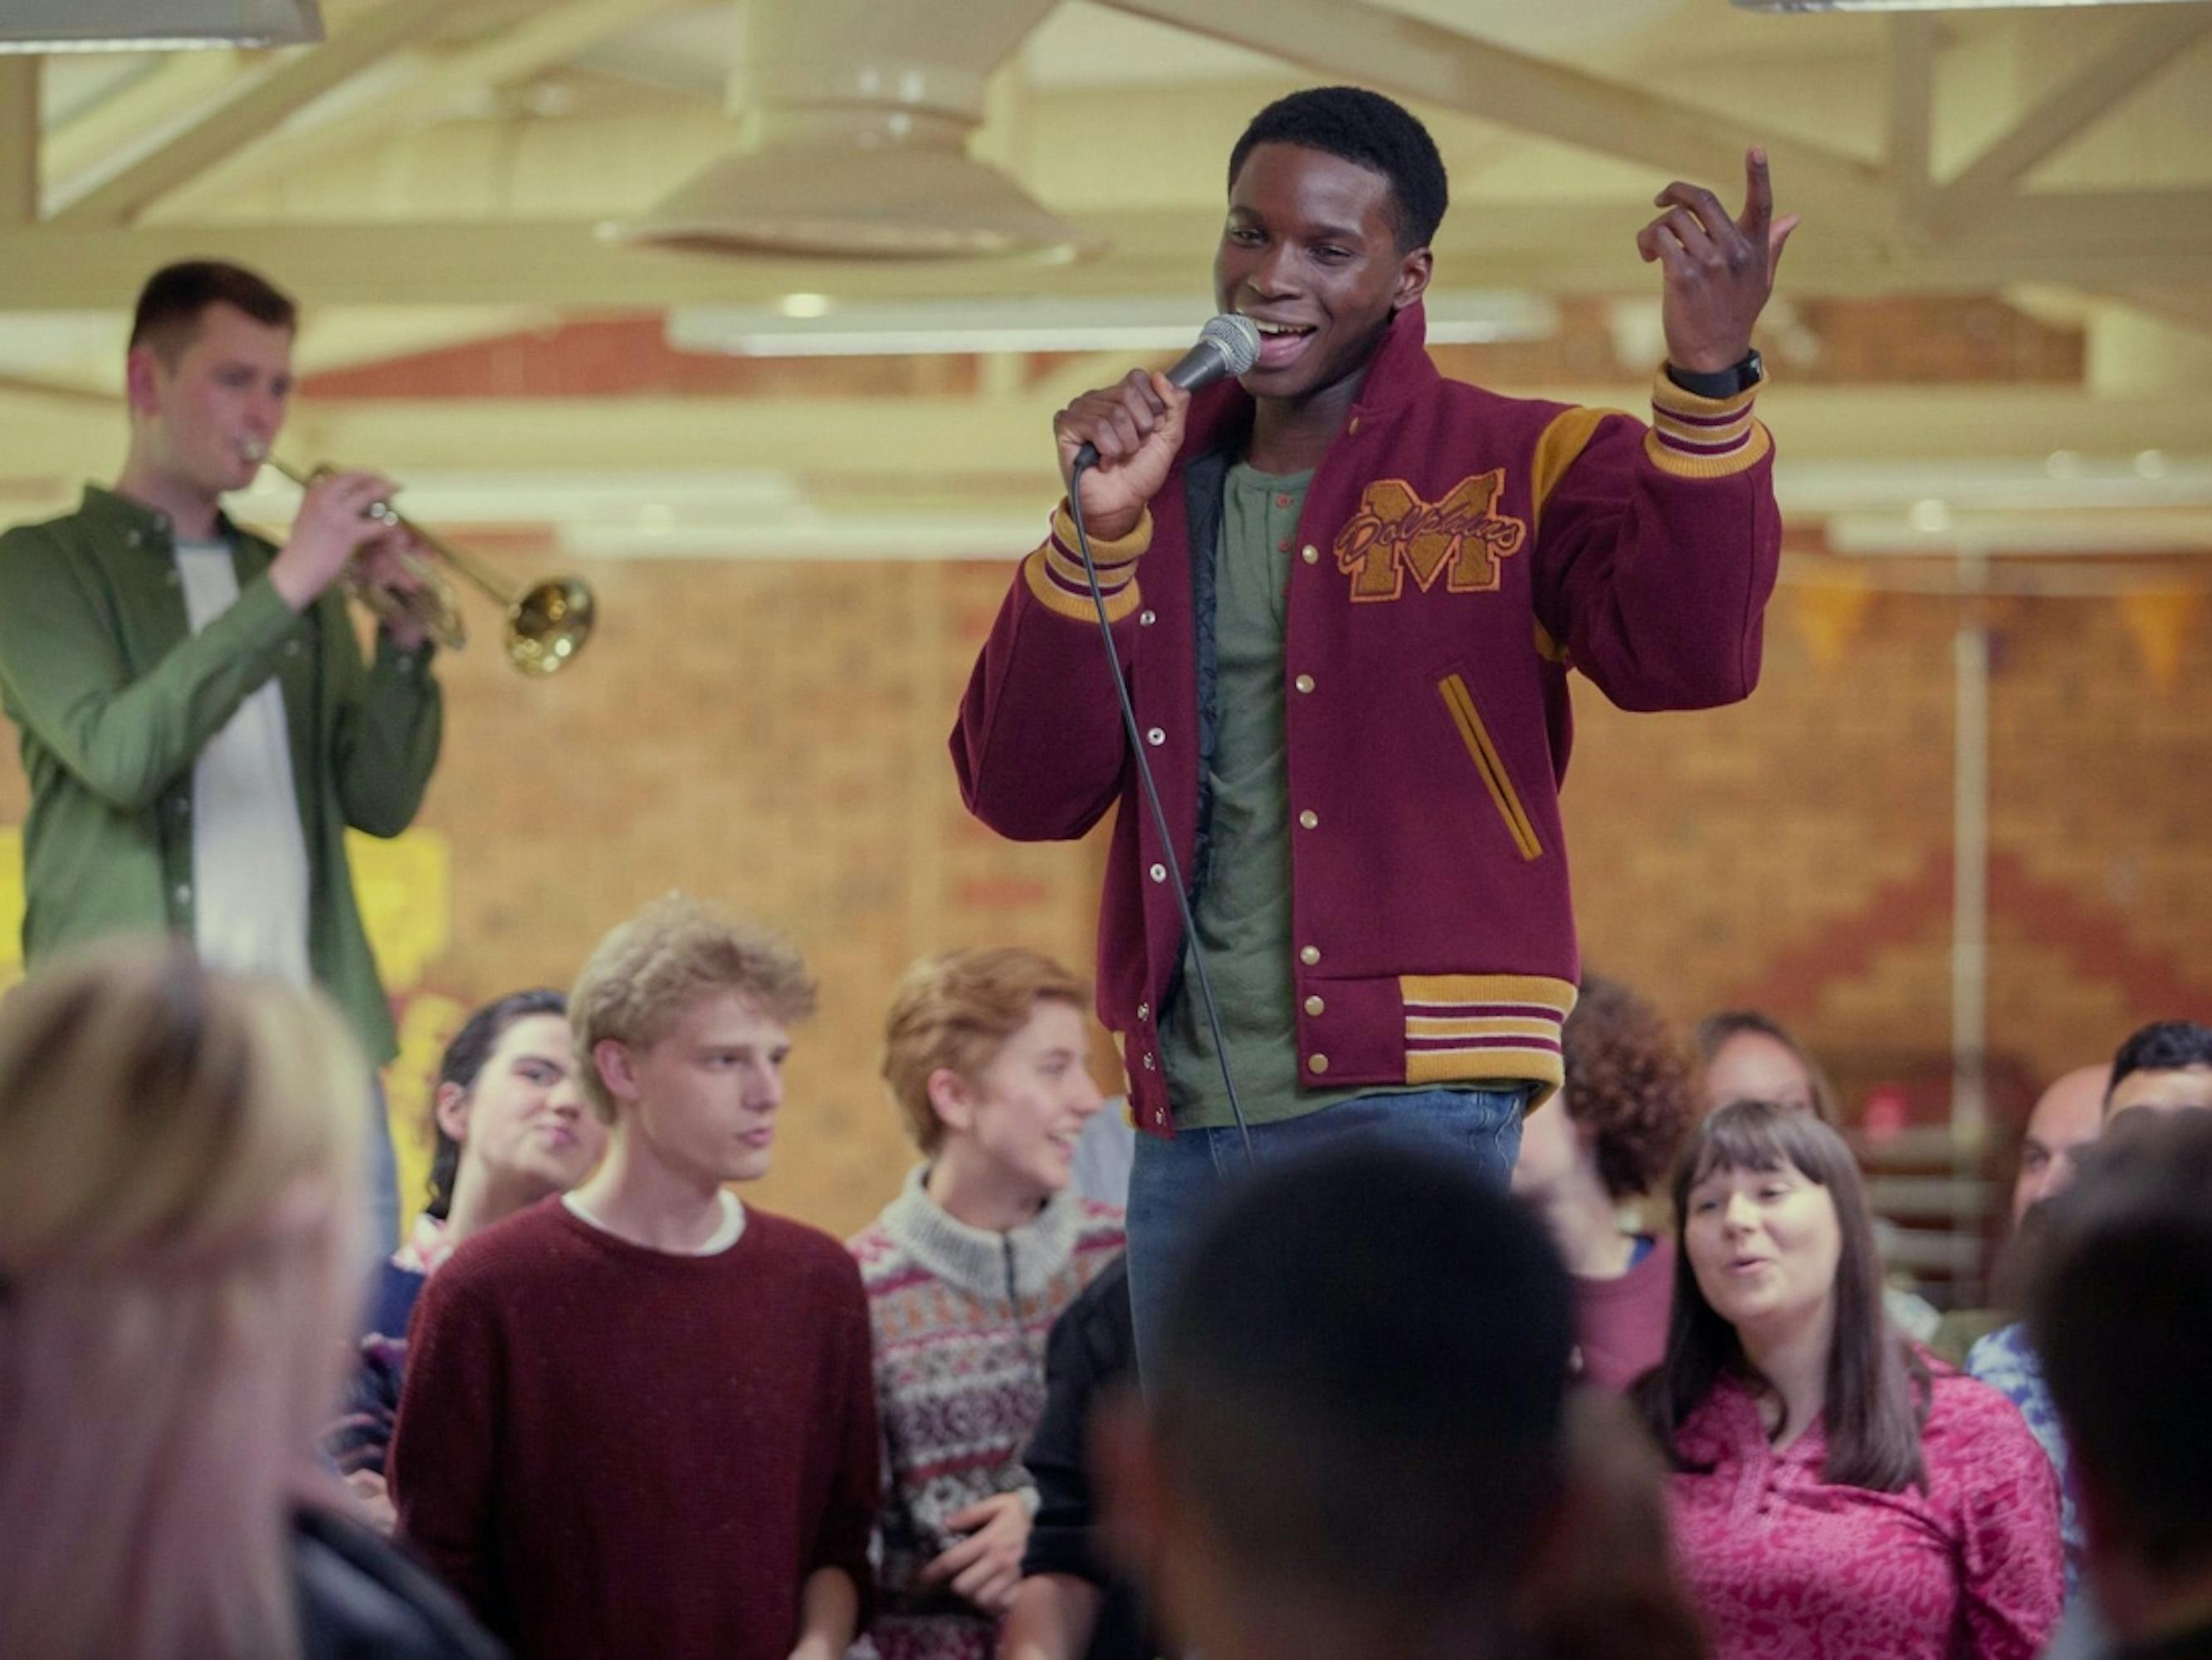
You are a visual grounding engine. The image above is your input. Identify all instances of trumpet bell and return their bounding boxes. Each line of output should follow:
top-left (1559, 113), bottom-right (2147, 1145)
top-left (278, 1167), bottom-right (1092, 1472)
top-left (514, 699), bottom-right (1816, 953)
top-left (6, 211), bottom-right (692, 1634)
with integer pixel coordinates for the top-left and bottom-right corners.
top-left (506, 577), bottom-right (595, 676)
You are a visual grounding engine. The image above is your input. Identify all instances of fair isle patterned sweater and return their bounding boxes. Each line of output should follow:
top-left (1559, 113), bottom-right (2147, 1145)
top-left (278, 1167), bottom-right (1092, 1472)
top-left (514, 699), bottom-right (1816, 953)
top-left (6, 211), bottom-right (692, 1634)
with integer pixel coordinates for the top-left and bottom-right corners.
top-left (847, 1168), bottom-right (1125, 1660)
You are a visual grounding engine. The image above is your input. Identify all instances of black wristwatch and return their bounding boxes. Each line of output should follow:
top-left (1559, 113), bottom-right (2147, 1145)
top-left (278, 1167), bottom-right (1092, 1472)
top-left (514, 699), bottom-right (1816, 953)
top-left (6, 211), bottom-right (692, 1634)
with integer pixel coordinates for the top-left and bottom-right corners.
top-left (1665, 349), bottom-right (1763, 398)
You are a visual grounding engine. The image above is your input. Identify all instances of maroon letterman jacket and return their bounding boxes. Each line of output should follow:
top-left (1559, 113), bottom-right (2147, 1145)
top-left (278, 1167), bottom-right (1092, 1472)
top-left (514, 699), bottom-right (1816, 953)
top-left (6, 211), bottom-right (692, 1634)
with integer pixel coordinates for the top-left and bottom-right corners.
top-left (953, 304), bottom-right (1780, 1136)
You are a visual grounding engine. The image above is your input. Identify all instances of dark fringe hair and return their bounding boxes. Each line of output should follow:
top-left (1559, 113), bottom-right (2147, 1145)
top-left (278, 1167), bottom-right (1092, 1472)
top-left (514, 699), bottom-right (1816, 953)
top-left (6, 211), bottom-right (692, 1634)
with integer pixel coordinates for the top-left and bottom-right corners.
top-left (129, 261), bottom-right (296, 366)
top-left (423, 989), bottom-right (566, 1222)
top-left (1635, 1099), bottom-right (1929, 1493)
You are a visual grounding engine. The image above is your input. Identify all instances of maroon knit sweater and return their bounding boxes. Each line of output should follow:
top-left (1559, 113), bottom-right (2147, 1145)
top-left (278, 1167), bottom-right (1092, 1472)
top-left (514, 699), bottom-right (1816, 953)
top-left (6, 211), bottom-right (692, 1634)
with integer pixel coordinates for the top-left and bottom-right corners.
top-left (389, 1197), bottom-right (879, 1660)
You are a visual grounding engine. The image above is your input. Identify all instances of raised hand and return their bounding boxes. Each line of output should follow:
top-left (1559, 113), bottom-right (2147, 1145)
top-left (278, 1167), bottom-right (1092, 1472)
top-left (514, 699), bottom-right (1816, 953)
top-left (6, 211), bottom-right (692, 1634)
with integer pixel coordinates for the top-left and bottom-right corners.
top-left (1635, 149), bottom-right (1799, 375)
top-left (1053, 369), bottom-right (1190, 543)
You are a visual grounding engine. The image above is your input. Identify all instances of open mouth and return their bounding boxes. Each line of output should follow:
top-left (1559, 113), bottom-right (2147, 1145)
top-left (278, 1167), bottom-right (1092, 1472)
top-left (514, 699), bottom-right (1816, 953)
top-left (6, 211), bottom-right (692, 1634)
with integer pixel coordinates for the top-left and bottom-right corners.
top-left (1247, 317), bottom-right (1318, 370)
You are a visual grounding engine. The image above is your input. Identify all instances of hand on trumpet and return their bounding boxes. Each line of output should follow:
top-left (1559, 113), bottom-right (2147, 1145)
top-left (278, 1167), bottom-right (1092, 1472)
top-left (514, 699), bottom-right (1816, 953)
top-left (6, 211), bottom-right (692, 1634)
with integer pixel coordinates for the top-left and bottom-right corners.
top-left (266, 468), bottom-right (399, 613)
top-left (353, 525), bottom-right (434, 652)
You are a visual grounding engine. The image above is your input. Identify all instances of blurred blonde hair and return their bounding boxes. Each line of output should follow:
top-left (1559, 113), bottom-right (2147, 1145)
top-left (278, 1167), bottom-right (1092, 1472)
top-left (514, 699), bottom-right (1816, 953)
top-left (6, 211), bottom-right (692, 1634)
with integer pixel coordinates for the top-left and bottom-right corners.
top-left (0, 941), bottom-right (369, 1660)
top-left (881, 946), bottom-right (1088, 1155)
top-left (569, 893), bottom-right (816, 1122)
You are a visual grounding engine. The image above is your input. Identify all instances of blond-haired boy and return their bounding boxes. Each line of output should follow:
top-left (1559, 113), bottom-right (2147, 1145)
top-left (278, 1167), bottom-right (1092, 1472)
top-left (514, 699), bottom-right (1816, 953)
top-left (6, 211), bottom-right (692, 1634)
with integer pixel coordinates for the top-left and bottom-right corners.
top-left (393, 896), bottom-right (877, 1660)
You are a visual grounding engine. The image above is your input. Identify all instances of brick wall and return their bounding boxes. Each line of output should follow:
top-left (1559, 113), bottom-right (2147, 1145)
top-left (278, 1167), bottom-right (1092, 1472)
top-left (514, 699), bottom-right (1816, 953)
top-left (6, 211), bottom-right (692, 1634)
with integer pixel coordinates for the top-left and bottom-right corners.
top-left (3, 552), bottom-right (2206, 1240)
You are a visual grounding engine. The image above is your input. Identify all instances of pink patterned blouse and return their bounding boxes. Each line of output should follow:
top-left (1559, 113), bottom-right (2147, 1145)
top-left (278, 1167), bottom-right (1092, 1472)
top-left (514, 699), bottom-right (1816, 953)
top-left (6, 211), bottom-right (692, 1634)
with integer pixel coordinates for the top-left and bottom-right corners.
top-left (1667, 1368), bottom-right (2063, 1660)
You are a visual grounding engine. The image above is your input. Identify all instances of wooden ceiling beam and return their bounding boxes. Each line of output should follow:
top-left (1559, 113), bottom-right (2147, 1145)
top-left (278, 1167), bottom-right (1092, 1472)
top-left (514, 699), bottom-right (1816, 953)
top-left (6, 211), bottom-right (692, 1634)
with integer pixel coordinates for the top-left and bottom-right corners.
top-left (194, 0), bottom-right (683, 200)
top-left (0, 61), bottom-right (36, 226)
top-left (47, 0), bottom-right (464, 225)
top-left (1939, 10), bottom-right (2212, 215)
top-left (1100, 0), bottom-right (1895, 222)
top-left (7, 194), bottom-right (2212, 310)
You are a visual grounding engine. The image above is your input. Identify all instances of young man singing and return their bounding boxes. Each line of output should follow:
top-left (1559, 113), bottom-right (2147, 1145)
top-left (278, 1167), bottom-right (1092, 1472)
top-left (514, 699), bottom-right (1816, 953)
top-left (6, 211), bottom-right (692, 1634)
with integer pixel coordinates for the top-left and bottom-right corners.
top-left (953, 86), bottom-right (1796, 1365)
top-left (391, 896), bottom-right (877, 1660)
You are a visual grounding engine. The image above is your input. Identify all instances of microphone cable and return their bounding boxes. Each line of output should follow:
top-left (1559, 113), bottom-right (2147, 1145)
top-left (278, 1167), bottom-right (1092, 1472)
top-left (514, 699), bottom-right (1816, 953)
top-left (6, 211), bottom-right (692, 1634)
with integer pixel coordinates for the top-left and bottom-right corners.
top-left (1065, 463), bottom-right (1253, 1160)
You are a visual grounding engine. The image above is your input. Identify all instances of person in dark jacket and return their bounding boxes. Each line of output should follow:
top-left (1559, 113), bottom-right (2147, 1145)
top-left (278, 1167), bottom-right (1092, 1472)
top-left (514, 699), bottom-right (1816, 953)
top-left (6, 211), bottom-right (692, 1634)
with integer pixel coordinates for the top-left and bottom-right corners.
top-left (1002, 1255), bottom-right (1155, 1660)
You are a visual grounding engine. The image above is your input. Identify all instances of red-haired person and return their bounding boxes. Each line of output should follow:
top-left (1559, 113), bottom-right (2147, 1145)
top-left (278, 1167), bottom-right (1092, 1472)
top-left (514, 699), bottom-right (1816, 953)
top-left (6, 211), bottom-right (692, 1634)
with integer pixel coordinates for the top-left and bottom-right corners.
top-left (1513, 974), bottom-right (1695, 1389)
top-left (851, 948), bottom-right (1126, 1659)
top-left (1642, 1101), bottom-right (2063, 1659)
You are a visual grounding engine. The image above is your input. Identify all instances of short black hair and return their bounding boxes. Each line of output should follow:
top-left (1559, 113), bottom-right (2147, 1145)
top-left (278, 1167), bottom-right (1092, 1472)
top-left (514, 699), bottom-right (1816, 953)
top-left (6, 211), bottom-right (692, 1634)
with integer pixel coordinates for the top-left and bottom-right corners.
top-left (129, 260), bottom-right (296, 368)
top-left (1151, 1138), bottom-right (1573, 1638)
top-left (423, 989), bottom-right (567, 1222)
top-left (1227, 85), bottom-right (1448, 251)
top-left (2107, 1018), bottom-right (2212, 1106)
top-left (2029, 1110), bottom-right (2212, 1574)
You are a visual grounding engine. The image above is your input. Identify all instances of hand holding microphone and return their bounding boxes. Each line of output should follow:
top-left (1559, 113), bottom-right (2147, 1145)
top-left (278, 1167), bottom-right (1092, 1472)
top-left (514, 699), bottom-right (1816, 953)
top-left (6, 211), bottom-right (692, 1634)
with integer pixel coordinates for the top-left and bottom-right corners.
top-left (1052, 315), bottom-right (1261, 542)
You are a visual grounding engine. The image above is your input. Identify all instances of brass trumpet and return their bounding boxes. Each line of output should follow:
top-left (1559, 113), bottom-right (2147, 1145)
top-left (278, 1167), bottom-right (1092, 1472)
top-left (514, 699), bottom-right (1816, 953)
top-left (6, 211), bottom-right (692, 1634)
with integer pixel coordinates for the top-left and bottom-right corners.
top-left (243, 442), bottom-right (595, 677)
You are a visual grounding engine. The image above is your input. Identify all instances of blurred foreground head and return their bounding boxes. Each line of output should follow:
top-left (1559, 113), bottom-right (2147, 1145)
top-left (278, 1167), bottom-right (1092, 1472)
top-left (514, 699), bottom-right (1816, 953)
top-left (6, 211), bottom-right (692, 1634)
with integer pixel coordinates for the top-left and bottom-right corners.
top-left (0, 942), bottom-right (368, 1660)
top-left (2029, 1109), bottom-right (2212, 1642)
top-left (1101, 1140), bottom-right (1577, 1660)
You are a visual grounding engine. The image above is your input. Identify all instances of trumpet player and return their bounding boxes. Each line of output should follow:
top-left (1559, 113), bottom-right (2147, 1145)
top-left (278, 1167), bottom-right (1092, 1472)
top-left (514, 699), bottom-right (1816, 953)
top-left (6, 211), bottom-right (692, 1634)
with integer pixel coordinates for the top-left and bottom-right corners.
top-left (0, 260), bottom-right (443, 1253)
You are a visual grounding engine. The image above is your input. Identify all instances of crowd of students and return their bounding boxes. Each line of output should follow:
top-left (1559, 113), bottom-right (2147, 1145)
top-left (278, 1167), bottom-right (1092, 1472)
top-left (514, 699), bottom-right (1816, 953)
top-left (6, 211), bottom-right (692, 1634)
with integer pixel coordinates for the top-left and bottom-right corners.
top-left (3, 894), bottom-right (2209, 1660)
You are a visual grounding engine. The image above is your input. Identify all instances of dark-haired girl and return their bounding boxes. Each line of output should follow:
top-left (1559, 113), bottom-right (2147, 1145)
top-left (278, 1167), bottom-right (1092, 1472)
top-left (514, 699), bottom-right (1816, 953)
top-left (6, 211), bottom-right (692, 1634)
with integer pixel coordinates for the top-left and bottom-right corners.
top-left (1642, 1100), bottom-right (2062, 1659)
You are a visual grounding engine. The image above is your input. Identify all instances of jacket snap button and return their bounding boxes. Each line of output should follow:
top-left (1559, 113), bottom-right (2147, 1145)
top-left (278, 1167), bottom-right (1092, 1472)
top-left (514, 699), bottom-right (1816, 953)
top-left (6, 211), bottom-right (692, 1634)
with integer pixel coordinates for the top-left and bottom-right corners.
top-left (1149, 863), bottom-right (1167, 883)
top-left (1304, 996), bottom-right (1325, 1017)
top-left (1307, 1053), bottom-right (1330, 1075)
top-left (1145, 727), bottom-right (1165, 746)
top-left (1300, 945), bottom-right (1320, 965)
top-left (1297, 809), bottom-right (1318, 830)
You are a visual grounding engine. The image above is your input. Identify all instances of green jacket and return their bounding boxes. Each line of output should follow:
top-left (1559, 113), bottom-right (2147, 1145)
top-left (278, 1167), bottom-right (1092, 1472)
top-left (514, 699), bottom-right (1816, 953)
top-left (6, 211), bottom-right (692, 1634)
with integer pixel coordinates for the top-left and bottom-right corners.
top-left (0, 486), bottom-right (442, 1064)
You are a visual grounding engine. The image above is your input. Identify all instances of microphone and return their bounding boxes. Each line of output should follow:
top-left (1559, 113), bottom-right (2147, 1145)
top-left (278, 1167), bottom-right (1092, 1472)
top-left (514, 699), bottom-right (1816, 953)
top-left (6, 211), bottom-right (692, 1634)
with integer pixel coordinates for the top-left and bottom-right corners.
top-left (1072, 314), bottom-right (1262, 471)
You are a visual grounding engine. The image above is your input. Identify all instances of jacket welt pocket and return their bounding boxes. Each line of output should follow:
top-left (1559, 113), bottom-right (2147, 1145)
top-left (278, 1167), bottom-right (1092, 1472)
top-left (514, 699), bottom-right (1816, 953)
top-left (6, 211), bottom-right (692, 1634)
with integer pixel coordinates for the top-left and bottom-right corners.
top-left (1437, 673), bottom-right (1543, 862)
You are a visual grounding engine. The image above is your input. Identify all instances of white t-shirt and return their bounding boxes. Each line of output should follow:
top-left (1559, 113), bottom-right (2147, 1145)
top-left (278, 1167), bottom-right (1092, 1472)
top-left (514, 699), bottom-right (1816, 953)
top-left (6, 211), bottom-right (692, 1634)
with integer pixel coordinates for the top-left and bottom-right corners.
top-left (173, 537), bottom-right (313, 987)
top-left (563, 1189), bottom-right (747, 1255)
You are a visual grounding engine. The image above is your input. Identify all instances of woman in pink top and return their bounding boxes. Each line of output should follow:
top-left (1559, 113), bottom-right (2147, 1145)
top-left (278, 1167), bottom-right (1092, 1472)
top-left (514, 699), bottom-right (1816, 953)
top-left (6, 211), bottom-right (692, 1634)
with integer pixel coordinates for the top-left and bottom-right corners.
top-left (1641, 1100), bottom-right (2063, 1660)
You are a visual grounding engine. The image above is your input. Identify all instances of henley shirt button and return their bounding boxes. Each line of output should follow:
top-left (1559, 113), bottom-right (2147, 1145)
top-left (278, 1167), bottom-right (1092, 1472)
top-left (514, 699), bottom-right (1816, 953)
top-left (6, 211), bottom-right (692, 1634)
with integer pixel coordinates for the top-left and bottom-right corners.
top-left (1304, 995), bottom-right (1325, 1017)
top-left (1308, 1053), bottom-right (1330, 1076)
top-left (1140, 609), bottom-right (1156, 626)
top-left (1149, 863), bottom-right (1167, 883)
top-left (1277, 538), bottom-right (1292, 553)
top-left (1301, 544), bottom-right (1319, 564)
top-left (1298, 809), bottom-right (1319, 830)
top-left (173, 883), bottom-right (191, 906)
top-left (1273, 492), bottom-right (1292, 509)
top-left (1145, 727), bottom-right (1165, 746)
top-left (1300, 945), bottom-right (1321, 965)
top-left (1136, 1003), bottom-right (1150, 1021)
top-left (125, 530), bottom-right (143, 547)
top-left (1294, 673), bottom-right (1315, 694)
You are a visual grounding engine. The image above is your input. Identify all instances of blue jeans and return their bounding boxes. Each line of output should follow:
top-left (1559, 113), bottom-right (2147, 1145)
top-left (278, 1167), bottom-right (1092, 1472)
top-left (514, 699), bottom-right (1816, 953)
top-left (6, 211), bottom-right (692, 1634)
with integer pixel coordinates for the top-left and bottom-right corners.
top-left (1124, 1086), bottom-right (1527, 1388)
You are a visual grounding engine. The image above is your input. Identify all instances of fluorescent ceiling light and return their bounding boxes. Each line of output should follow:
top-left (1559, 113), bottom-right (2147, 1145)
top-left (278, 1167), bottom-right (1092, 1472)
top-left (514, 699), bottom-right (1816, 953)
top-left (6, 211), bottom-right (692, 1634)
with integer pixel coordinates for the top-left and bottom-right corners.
top-left (666, 292), bottom-right (1558, 358)
top-left (0, 0), bottom-right (322, 52)
top-left (1736, 0), bottom-right (2195, 11)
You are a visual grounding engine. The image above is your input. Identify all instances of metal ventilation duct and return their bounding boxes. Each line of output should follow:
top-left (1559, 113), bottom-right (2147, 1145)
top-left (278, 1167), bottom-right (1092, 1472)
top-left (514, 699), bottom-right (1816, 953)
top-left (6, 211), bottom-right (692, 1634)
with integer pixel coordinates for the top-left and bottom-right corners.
top-left (610, 0), bottom-right (1101, 261)
top-left (0, 0), bottom-right (323, 51)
